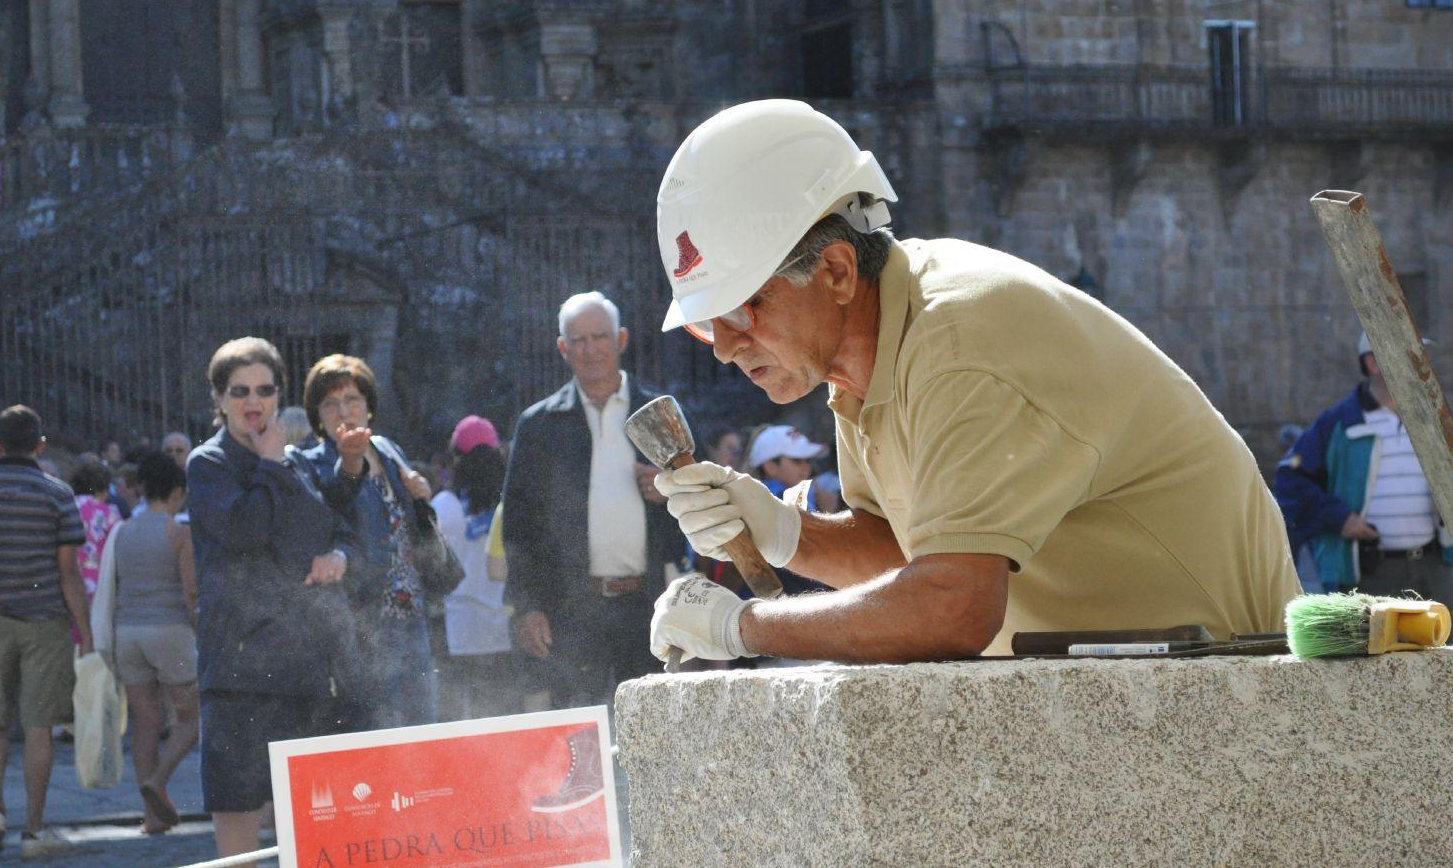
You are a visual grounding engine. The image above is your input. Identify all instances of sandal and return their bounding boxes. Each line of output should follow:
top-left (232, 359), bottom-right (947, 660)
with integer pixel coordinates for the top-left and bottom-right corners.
top-left (139, 782), bottom-right (181, 827)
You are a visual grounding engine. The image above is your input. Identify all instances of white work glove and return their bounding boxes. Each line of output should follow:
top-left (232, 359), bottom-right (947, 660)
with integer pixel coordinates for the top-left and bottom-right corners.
top-left (654, 462), bottom-right (801, 568)
top-left (650, 574), bottom-right (759, 663)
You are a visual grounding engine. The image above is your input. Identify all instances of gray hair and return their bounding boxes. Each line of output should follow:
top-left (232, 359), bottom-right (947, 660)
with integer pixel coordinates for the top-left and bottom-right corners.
top-left (558, 291), bottom-right (621, 336)
top-left (774, 200), bottom-right (895, 288)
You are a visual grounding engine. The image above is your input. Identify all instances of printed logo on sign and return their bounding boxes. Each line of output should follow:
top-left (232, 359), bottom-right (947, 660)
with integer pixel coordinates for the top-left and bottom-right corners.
top-left (308, 782), bottom-right (337, 821)
top-left (391, 792), bottom-right (415, 812)
top-left (673, 231), bottom-right (704, 278)
top-left (311, 782), bottom-right (333, 810)
top-left (352, 783), bottom-right (372, 803)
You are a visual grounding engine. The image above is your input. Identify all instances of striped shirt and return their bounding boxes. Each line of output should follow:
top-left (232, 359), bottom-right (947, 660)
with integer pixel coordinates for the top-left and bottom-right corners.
top-left (1362, 407), bottom-right (1438, 551)
top-left (0, 457), bottom-right (85, 620)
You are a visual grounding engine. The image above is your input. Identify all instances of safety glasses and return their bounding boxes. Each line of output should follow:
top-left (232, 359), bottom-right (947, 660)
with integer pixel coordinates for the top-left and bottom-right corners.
top-left (684, 305), bottom-right (756, 344)
top-left (682, 254), bottom-right (809, 345)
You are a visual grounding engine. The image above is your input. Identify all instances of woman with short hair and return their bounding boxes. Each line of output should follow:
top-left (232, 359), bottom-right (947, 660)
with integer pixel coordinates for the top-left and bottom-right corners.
top-left (186, 337), bottom-right (362, 863)
top-left (111, 452), bottom-right (199, 834)
top-left (301, 354), bottom-right (437, 730)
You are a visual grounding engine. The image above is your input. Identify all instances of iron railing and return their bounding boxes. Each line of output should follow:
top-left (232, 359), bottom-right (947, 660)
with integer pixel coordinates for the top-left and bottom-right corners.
top-left (0, 125), bottom-right (746, 452)
top-left (982, 63), bottom-right (1453, 133)
top-left (0, 123), bottom-right (192, 216)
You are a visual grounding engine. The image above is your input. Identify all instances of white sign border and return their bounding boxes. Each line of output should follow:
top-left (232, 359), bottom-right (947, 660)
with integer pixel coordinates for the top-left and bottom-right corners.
top-left (268, 705), bottom-right (621, 868)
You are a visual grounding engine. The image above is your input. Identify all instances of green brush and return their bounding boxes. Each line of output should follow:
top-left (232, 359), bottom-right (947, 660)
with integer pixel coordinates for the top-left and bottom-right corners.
top-left (1285, 593), bottom-right (1451, 658)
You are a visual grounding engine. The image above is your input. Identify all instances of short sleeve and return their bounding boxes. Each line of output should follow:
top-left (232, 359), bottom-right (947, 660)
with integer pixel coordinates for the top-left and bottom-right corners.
top-left (432, 491), bottom-right (466, 553)
top-left (55, 489), bottom-right (85, 547)
top-left (486, 503), bottom-right (506, 558)
top-left (905, 369), bottom-right (1100, 567)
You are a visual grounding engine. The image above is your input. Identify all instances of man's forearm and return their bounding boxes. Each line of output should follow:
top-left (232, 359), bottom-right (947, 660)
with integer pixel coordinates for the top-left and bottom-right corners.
top-left (739, 554), bottom-right (1007, 663)
top-left (786, 507), bottom-right (906, 588)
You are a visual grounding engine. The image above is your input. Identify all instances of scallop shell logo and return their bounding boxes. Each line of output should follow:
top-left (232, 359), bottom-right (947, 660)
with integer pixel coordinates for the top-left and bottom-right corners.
top-left (352, 782), bottom-right (372, 802)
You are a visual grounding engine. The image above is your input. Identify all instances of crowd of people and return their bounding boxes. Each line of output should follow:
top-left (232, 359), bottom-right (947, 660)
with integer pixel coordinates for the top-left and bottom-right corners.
top-left (0, 292), bottom-right (833, 862)
top-left (2, 97), bottom-right (1445, 866)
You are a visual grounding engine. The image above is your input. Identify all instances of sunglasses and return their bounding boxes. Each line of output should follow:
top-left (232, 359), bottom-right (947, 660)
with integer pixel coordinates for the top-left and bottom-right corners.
top-left (224, 384), bottom-right (279, 399)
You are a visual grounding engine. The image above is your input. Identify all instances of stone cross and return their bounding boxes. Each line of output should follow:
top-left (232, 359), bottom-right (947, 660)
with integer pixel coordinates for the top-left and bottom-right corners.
top-left (377, 14), bottom-right (430, 100)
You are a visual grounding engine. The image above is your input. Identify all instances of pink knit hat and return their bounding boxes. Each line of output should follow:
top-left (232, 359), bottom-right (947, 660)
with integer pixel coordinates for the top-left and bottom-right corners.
top-left (450, 415), bottom-right (499, 453)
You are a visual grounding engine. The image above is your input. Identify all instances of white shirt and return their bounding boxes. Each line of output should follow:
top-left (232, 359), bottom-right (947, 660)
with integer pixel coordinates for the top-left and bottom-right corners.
top-left (578, 372), bottom-right (648, 577)
top-left (433, 491), bottom-right (511, 655)
top-left (1362, 407), bottom-right (1438, 550)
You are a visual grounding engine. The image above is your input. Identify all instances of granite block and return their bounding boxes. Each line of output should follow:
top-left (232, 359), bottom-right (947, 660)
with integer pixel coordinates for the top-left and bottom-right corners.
top-left (616, 651), bottom-right (1453, 867)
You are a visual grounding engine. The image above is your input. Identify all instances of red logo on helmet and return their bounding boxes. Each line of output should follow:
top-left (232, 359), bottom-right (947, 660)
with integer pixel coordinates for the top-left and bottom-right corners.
top-left (673, 231), bottom-right (704, 278)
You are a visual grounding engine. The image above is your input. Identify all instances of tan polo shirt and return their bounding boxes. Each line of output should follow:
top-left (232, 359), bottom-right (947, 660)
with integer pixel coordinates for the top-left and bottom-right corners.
top-left (830, 239), bottom-right (1300, 654)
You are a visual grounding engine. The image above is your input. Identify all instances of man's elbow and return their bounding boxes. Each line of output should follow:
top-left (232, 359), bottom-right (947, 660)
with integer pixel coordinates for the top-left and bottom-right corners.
top-left (937, 598), bottom-right (1003, 658)
top-left (906, 557), bottom-right (1008, 659)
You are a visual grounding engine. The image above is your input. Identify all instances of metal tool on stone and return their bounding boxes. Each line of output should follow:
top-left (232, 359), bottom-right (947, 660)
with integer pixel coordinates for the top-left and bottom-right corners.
top-left (626, 395), bottom-right (785, 673)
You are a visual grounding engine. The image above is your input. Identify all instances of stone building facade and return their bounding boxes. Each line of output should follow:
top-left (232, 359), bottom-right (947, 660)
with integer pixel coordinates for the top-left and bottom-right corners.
top-left (1, 0), bottom-right (1450, 468)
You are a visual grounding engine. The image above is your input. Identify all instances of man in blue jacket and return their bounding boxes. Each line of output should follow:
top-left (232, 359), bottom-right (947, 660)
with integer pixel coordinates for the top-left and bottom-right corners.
top-left (1275, 333), bottom-right (1453, 604)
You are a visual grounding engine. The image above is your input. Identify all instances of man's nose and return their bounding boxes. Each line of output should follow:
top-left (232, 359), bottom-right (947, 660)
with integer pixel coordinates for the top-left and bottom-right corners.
top-left (713, 322), bottom-right (746, 364)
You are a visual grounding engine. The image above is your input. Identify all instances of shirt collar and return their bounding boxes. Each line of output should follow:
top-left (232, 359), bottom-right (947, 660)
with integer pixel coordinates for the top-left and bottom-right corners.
top-left (828, 240), bottom-right (911, 423)
top-left (575, 371), bottom-right (630, 409)
top-left (0, 455), bottom-right (40, 469)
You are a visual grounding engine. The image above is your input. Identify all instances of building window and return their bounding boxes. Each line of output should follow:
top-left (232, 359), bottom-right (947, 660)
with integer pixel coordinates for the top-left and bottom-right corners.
top-left (1206, 20), bottom-right (1255, 127)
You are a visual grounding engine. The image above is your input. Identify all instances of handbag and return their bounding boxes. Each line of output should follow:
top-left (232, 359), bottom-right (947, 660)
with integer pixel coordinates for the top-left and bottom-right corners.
top-left (374, 437), bottom-right (466, 599)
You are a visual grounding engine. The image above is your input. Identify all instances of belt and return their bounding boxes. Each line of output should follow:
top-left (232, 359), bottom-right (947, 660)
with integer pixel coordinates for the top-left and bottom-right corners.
top-left (1379, 543), bottom-right (1437, 561)
top-left (588, 575), bottom-right (643, 597)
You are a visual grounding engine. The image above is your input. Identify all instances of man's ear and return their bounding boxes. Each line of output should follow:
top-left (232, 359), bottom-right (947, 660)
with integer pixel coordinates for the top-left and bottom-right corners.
top-left (556, 335), bottom-right (569, 361)
top-left (819, 241), bottom-right (860, 305)
top-left (618, 327), bottom-right (630, 354)
top-left (34, 438), bottom-right (46, 459)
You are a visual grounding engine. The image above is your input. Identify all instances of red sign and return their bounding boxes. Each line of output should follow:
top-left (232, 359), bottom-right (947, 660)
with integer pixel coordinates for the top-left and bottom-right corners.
top-left (269, 707), bottom-right (620, 868)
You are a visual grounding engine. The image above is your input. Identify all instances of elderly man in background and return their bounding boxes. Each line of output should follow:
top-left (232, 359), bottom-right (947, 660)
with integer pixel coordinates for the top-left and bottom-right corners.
top-left (647, 100), bottom-right (1299, 665)
top-left (161, 432), bottom-right (193, 469)
top-left (503, 292), bottom-right (686, 708)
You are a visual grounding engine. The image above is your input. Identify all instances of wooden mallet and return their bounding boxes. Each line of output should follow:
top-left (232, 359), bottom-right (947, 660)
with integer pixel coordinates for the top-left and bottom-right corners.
top-left (626, 396), bottom-right (785, 672)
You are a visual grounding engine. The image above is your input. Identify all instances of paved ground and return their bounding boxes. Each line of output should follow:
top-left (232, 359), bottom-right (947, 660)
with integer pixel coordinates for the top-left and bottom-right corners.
top-left (3, 729), bottom-right (632, 867)
top-left (2, 733), bottom-right (272, 868)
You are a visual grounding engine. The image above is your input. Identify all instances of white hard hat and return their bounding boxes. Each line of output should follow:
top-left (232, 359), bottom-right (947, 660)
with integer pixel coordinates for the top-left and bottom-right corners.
top-left (655, 99), bottom-right (898, 332)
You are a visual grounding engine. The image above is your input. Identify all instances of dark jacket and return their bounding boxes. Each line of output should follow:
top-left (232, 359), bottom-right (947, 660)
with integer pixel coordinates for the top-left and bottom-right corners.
top-left (300, 434), bottom-right (416, 609)
top-left (187, 428), bottom-right (362, 696)
top-left (502, 377), bottom-right (685, 624)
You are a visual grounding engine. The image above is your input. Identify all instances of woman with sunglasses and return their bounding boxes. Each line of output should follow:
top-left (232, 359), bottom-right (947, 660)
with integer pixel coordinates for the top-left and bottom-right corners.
top-left (299, 354), bottom-right (437, 731)
top-left (185, 337), bottom-right (363, 863)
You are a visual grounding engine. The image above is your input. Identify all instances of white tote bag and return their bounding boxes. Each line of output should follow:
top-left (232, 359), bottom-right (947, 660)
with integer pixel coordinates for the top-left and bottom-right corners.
top-left (76, 520), bottom-right (127, 789)
top-left (73, 650), bottom-right (127, 789)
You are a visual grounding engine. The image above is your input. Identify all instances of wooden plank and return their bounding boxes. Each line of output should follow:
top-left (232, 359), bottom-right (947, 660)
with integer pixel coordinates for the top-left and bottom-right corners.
top-left (1310, 189), bottom-right (1453, 529)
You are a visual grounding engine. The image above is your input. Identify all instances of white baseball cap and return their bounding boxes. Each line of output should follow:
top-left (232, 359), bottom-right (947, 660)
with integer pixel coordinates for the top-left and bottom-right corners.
top-left (1358, 331), bottom-right (1434, 356)
top-left (748, 425), bottom-right (828, 469)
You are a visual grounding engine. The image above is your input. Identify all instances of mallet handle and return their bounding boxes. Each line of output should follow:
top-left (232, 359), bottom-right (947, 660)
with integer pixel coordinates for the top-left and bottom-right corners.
top-left (667, 455), bottom-right (785, 600)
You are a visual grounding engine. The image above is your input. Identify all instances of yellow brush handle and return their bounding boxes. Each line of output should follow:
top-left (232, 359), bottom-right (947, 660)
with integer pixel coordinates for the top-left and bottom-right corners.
top-left (1368, 601), bottom-right (1452, 654)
